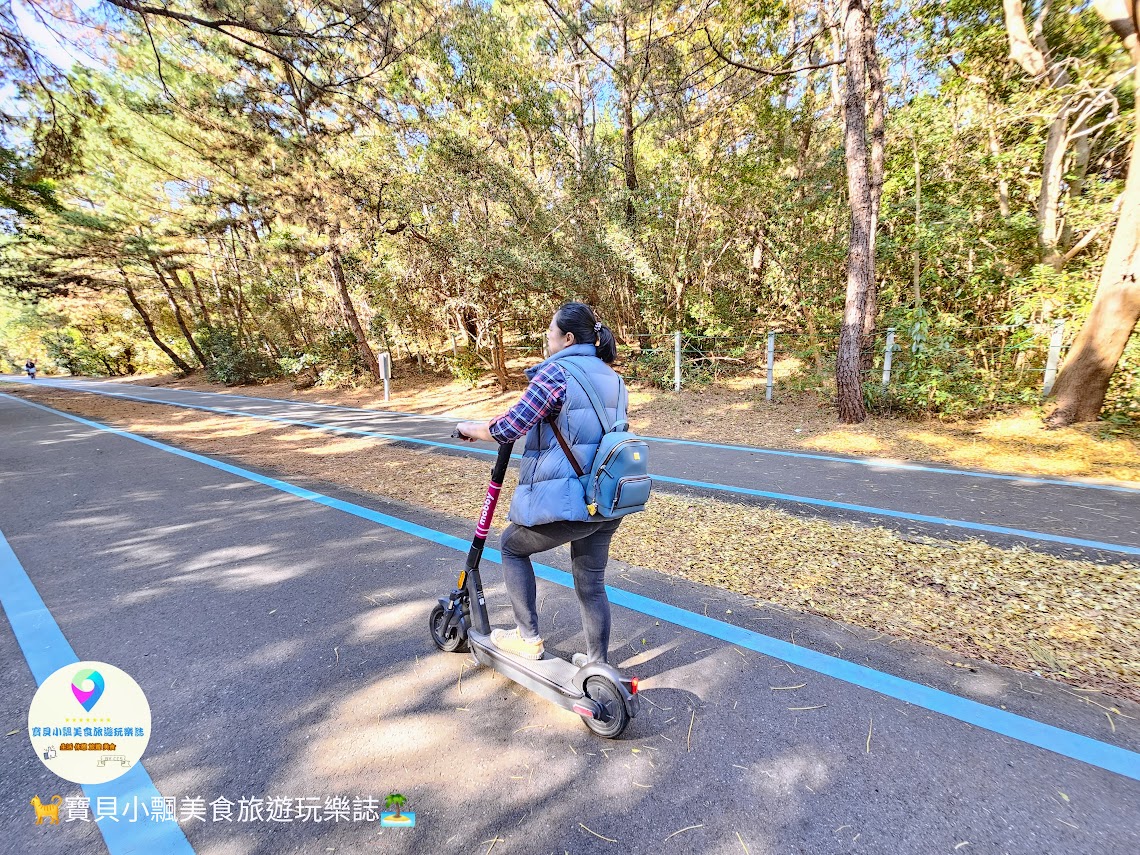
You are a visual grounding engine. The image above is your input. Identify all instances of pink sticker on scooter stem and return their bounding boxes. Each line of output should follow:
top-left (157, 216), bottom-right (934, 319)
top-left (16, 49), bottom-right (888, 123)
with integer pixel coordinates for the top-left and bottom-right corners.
top-left (475, 481), bottom-right (502, 538)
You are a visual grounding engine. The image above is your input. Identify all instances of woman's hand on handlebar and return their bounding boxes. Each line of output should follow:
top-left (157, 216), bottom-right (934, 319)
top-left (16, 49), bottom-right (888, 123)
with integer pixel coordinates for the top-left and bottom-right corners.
top-left (454, 420), bottom-right (493, 442)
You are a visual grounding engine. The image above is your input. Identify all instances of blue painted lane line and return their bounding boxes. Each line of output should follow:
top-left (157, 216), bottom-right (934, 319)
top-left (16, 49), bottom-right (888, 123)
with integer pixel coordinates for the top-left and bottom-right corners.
top-left (651, 475), bottom-right (1140, 556)
top-left (2, 381), bottom-right (504, 457)
top-left (0, 529), bottom-right (196, 855)
top-left (5, 392), bottom-right (1139, 783)
top-left (11, 376), bottom-right (1137, 494)
top-left (643, 434), bottom-right (1140, 494)
top-left (4, 382), bottom-right (1139, 557)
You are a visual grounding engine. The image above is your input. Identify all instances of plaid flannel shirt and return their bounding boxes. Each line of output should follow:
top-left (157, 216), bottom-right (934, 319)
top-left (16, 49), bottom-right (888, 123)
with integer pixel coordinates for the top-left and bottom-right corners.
top-left (488, 362), bottom-right (567, 444)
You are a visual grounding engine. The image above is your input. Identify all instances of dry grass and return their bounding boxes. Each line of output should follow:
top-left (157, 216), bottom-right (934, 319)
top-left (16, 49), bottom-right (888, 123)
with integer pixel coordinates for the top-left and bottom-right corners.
top-left (118, 367), bottom-right (1140, 485)
top-left (12, 385), bottom-right (1139, 707)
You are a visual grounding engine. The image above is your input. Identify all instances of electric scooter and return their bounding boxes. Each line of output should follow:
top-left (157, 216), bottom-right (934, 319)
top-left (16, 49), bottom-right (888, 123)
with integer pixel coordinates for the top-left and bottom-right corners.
top-left (429, 433), bottom-right (640, 738)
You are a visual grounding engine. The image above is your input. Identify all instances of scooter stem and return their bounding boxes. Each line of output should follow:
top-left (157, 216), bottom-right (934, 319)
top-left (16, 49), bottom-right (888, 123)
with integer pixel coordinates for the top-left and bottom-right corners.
top-left (463, 439), bottom-right (515, 634)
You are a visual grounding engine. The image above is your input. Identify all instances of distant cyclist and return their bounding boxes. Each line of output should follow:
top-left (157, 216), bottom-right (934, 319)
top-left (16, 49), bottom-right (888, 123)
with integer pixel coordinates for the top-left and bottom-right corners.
top-left (24, 359), bottom-right (36, 379)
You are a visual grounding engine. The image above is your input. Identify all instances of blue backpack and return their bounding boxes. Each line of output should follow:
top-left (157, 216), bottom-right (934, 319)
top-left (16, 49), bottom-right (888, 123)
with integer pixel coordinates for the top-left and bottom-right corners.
top-left (549, 361), bottom-right (652, 519)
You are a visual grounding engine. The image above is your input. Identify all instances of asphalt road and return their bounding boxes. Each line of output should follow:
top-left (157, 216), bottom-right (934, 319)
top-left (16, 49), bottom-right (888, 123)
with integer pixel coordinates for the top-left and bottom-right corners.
top-left (3, 375), bottom-right (1138, 562)
top-left (1, 392), bottom-right (1138, 855)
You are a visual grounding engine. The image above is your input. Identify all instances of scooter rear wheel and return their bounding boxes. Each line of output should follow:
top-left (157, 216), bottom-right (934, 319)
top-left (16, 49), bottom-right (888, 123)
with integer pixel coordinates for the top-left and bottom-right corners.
top-left (582, 676), bottom-right (630, 738)
top-left (429, 604), bottom-right (468, 653)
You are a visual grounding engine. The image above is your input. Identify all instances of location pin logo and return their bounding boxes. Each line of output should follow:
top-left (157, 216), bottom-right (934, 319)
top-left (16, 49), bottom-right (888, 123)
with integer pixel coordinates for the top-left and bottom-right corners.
top-left (71, 669), bottom-right (105, 713)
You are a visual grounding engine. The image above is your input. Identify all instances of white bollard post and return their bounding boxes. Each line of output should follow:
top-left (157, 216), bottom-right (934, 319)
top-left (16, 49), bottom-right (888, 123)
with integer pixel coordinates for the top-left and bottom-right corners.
top-left (674, 331), bottom-right (682, 392)
top-left (766, 331), bottom-right (776, 401)
top-left (882, 327), bottom-right (896, 392)
top-left (380, 352), bottom-right (391, 402)
top-left (1043, 318), bottom-right (1065, 395)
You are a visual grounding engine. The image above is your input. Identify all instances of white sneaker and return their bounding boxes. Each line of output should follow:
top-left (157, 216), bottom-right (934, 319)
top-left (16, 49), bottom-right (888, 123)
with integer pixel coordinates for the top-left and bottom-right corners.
top-left (490, 627), bottom-right (545, 660)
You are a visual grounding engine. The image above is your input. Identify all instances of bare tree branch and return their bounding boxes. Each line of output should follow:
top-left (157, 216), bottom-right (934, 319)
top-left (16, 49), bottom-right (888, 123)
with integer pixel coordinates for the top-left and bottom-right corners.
top-left (703, 28), bottom-right (844, 76)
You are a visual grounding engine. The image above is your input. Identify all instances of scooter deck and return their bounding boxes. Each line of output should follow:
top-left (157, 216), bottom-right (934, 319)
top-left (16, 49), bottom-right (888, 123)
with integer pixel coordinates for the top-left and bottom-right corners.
top-left (467, 630), bottom-right (585, 711)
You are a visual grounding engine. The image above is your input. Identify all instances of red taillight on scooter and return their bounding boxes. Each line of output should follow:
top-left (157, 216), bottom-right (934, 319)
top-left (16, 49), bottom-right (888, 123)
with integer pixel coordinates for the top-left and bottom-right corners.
top-left (630, 677), bottom-right (638, 694)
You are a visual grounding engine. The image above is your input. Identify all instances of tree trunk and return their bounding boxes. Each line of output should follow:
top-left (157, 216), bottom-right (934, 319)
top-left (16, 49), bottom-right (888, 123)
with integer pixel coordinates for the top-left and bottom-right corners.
top-left (836, 0), bottom-right (873, 424)
top-left (492, 322), bottom-right (510, 391)
top-left (122, 279), bottom-right (193, 374)
top-left (183, 268), bottom-right (213, 328)
top-left (1003, 0), bottom-right (1072, 268)
top-left (827, 0), bottom-right (844, 117)
top-left (204, 238), bottom-right (234, 328)
top-left (1047, 3), bottom-right (1140, 424)
top-left (987, 121), bottom-right (1011, 218)
top-left (327, 227), bottom-right (382, 381)
top-left (912, 133), bottom-right (923, 306)
top-left (620, 17), bottom-right (638, 229)
top-left (859, 8), bottom-right (886, 373)
top-left (1002, 0), bottom-right (1048, 77)
top-left (571, 0), bottom-right (588, 176)
top-left (291, 260), bottom-right (314, 347)
top-left (1062, 115), bottom-right (1092, 249)
top-left (150, 260), bottom-right (209, 368)
top-left (225, 231), bottom-right (250, 343)
top-left (617, 16), bottom-right (651, 340)
top-left (1039, 110), bottom-right (1070, 269)
top-left (748, 219), bottom-right (768, 291)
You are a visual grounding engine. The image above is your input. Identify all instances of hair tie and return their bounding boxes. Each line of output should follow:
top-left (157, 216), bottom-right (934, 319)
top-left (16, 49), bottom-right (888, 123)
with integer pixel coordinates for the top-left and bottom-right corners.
top-left (594, 322), bottom-right (602, 331)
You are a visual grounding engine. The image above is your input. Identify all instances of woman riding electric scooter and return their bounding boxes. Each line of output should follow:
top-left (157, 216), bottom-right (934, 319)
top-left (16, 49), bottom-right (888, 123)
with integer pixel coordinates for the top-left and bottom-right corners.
top-left (455, 302), bottom-right (625, 669)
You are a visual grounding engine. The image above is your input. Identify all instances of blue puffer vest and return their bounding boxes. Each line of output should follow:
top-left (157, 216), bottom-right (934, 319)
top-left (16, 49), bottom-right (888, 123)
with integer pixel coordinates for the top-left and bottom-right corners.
top-left (508, 343), bottom-right (625, 527)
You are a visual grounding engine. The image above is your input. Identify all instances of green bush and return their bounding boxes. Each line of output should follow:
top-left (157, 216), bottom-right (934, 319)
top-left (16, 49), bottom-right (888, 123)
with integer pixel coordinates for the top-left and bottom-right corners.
top-left (868, 309), bottom-right (1043, 417)
top-left (621, 347), bottom-right (675, 389)
top-left (197, 327), bottom-right (279, 385)
top-left (446, 346), bottom-right (485, 386)
top-left (276, 329), bottom-right (367, 387)
top-left (42, 330), bottom-right (100, 376)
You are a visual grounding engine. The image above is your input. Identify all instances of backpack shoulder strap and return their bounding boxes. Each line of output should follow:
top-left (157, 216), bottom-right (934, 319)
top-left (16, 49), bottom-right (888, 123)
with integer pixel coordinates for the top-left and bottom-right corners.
top-left (547, 421), bottom-right (586, 477)
top-left (558, 359), bottom-right (627, 432)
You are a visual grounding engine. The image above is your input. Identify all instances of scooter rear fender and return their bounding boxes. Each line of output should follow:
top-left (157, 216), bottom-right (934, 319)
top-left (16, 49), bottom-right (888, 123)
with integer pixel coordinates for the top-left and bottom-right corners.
top-left (572, 662), bottom-right (640, 717)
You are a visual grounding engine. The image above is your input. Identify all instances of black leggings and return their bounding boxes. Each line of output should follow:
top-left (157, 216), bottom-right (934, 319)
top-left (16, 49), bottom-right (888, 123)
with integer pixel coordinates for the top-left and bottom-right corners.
top-left (499, 519), bottom-right (622, 664)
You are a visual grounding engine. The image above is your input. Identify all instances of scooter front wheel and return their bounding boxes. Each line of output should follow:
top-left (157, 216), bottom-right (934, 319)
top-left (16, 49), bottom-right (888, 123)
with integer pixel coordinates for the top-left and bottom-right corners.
top-left (581, 676), bottom-right (630, 738)
top-left (429, 604), bottom-right (469, 653)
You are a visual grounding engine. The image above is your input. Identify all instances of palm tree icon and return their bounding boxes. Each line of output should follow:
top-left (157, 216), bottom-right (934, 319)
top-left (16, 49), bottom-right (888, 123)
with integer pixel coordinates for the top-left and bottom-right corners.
top-left (384, 793), bottom-right (407, 820)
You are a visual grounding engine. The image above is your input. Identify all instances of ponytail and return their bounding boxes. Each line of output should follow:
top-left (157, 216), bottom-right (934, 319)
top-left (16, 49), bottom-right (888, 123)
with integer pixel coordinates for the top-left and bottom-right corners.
top-left (595, 324), bottom-right (617, 364)
top-left (554, 301), bottom-right (618, 364)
